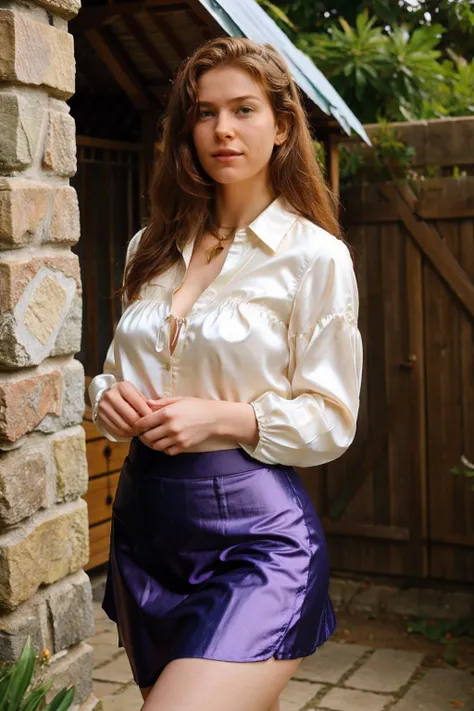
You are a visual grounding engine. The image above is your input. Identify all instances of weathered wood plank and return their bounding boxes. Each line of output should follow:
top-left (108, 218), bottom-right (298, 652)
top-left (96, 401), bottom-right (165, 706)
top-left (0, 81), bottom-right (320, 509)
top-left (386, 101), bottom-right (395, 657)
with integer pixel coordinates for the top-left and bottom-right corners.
top-left (380, 183), bottom-right (474, 319)
top-left (84, 472), bottom-right (120, 526)
top-left (85, 520), bottom-right (112, 571)
top-left (87, 438), bottom-right (130, 479)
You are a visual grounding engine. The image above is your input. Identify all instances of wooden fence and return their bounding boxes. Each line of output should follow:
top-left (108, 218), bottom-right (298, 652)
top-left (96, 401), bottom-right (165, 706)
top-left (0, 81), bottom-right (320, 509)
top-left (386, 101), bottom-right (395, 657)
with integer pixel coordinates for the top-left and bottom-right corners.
top-left (301, 177), bottom-right (474, 584)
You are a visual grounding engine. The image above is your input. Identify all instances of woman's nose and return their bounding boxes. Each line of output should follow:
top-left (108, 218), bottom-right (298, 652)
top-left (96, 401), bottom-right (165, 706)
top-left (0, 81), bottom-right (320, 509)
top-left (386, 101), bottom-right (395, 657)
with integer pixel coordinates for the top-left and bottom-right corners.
top-left (214, 113), bottom-right (235, 139)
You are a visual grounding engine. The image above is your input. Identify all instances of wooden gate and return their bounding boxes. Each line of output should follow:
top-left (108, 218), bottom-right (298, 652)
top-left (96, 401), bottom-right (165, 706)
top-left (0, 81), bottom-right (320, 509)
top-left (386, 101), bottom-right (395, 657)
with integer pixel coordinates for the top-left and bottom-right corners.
top-left (302, 178), bottom-right (474, 583)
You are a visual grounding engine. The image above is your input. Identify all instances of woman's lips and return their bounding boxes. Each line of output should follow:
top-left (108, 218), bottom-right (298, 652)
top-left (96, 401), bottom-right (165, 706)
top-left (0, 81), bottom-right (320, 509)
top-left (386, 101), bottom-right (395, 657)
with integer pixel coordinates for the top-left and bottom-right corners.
top-left (212, 153), bottom-right (243, 162)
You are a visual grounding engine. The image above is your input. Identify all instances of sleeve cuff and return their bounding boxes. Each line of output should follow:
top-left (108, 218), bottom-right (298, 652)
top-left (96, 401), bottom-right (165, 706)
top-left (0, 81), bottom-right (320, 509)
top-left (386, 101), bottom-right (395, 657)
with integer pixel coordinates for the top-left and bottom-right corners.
top-left (237, 399), bottom-right (276, 465)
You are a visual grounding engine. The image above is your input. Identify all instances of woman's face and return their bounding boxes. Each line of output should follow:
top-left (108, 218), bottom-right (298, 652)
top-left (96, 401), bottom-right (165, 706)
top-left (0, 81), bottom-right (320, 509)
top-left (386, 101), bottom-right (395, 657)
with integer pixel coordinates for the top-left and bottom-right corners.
top-left (192, 65), bottom-right (286, 186)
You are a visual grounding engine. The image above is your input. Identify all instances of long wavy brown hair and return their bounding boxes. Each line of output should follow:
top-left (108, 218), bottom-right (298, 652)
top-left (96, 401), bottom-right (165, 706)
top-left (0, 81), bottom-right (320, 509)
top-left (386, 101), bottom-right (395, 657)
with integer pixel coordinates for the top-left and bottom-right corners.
top-left (118, 36), bottom-right (341, 306)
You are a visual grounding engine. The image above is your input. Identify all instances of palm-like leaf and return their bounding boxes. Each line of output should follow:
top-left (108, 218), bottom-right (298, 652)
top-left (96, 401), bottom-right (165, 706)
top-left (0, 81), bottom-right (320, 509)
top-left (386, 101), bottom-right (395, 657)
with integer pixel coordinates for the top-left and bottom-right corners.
top-left (0, 638), bottom-right (76, 711)
top-left (297, 11), bottom-right (390, 102)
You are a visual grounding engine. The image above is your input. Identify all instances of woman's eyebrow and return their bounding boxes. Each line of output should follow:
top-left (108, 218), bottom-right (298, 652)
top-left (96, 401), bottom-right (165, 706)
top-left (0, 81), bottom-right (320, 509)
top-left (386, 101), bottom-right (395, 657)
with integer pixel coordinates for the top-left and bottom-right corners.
top-left (197, 95), bottom-right (261, 106)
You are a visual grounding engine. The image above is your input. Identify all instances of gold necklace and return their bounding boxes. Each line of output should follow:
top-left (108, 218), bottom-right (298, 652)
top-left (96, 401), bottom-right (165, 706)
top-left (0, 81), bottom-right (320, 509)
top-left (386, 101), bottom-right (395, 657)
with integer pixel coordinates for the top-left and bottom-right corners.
top-left (206, 226), bottom-right (237, 264)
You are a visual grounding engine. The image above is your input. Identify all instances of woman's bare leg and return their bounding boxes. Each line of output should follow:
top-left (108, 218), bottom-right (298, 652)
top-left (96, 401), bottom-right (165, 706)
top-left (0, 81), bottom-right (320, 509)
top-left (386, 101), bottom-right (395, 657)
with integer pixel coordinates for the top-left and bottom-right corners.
top-left (141, 685), bottom-right (280, 710)
top-left (140, 656), bottom-right (301, 711)
top-left (140, 686), bottom-right (152, 702)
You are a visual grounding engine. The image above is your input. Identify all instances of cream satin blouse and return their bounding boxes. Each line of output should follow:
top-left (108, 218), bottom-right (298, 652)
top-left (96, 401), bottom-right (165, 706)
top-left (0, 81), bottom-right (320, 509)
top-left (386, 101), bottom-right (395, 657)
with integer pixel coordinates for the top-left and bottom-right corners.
top-left (88, 196), bottom-right (363, 468)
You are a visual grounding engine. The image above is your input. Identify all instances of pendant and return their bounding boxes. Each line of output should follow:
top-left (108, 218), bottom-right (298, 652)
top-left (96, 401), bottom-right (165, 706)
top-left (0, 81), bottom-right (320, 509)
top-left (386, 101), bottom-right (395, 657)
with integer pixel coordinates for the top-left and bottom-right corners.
top-left (206, 244), bottom-right (224, 263)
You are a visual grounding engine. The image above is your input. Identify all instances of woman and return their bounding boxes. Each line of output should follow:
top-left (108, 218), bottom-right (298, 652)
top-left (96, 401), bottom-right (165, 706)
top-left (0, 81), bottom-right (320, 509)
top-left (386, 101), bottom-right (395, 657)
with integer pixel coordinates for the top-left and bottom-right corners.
top-left (89, 37), bottom-right (363, 711)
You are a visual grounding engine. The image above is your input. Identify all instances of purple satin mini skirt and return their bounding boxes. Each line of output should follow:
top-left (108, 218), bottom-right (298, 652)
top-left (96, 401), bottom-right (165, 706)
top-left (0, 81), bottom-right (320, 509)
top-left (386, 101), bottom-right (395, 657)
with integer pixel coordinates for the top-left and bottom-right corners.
top-left (102, 437), bottom-right (336, 688)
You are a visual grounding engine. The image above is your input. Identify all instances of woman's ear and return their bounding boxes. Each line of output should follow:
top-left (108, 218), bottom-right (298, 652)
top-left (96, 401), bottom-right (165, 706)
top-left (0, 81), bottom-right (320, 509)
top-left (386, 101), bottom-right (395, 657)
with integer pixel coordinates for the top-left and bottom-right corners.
top-left (274, 117), bottom-right (289, 146)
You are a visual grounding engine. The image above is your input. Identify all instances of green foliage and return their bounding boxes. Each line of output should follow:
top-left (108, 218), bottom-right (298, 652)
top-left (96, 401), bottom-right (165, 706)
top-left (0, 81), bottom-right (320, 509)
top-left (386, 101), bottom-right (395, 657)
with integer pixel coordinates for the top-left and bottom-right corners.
top-left (259, 0), bottom-right (474, 122)
top-left (0, 638), bottom-right (75, 711)
top-left (407, 617), bottom-right (474, 641)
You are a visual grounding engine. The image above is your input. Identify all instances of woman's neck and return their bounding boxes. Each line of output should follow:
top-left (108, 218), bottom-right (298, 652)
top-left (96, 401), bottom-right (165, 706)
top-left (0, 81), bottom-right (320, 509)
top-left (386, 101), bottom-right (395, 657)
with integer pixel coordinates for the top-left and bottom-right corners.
top-left (214, 177), bottom-right (275, 229)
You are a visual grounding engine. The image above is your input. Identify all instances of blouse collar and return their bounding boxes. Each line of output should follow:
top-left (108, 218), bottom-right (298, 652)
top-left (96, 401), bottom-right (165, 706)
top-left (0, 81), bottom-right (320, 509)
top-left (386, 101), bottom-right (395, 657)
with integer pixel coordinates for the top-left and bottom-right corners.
top-left (177, 195), bottom-right (300, 261)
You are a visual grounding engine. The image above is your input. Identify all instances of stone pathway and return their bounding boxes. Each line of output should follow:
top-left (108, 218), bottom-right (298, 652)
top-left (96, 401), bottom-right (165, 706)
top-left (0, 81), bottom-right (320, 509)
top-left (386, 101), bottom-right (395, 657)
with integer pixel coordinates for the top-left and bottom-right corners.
top-left (89, 601), bottom-right (474, 710)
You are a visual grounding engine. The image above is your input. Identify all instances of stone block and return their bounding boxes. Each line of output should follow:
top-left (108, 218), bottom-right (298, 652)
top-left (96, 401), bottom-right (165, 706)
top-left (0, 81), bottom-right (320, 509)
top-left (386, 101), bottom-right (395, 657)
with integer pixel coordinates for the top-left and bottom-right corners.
top-left (0, 179), bottom-right (80, 249)
top-left (44, 642), bottom-right (94, 705)
top-left (0, 437), bottom-right (48, 526)
top-left (0, 500), bottom-right (89, 610)
top-left (293, 642), bottom-right (369, 685)
top-left (43, 110), bottom-right (77, 177)
top-left (0, 91), bottom-right (47, 171)
top-left (47, 570), bottom-right (95, 652)
top-left (0, 571), bottom-right (94, 660)
top-left (34, 0), bottom-right (81, 20)
top-left (0, 10), bottom-right (75, 100)
top-left (51, 292), bottom-right (82, 357)
top-left (0, 604), bottom-right (44, 661)
top-left (0, 368), bottom-right (62, 445)
top-left (319, 687), bottom-right (392, 711)
top-left (36, 358), bottom-right (85, 434)
top-left (52, 427), bottom-right (88, 501)
top-left (345, 649), bottom-right (424, 693)
top-left (0, 260), bottom-right (79, 367)
top-left (51, 187), bottom-right (81, 245)
top-left (391, 668), bottom-right (474, 711)
top-left (0, 250), bottom-right (81, 313)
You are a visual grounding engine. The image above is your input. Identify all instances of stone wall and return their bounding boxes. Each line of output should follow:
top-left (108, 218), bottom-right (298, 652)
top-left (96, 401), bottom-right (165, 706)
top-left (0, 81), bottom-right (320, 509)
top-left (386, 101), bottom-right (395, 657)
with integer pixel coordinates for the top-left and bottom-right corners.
top-left (0, 0), bottom-right (97, 708)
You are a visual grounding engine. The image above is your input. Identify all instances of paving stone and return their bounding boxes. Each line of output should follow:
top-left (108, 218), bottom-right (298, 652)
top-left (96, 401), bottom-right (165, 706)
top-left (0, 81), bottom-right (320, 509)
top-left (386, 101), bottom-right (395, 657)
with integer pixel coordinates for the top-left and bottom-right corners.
top-left (92, 642), bottom-right (122, 668)
top-left (90, 629), bottom-right (120, 648)
top-left (293, 642), bottom-right (369, 684)
top-left (319, 687), bottom-right (393, 711)
top-left (279, 680), bottom-right (323, 711)
top-left (93, 681), bottom-right (122, 700)
top-left (345, 649), bottom-right (424, 693)
top-left (92, 602), bottom-right (114, 635)
top-left (100, 683), bottom-right (143, 711)
top-left (93, 652), bottom-right (133, 684)
top-left (392, 668), bottom-right (474, 711)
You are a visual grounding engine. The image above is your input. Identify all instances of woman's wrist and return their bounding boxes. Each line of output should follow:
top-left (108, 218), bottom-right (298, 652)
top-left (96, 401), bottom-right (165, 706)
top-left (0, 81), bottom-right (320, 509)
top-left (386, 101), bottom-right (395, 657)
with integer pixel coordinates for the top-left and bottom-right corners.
top-left (210, 400), bottom-right (259, 446)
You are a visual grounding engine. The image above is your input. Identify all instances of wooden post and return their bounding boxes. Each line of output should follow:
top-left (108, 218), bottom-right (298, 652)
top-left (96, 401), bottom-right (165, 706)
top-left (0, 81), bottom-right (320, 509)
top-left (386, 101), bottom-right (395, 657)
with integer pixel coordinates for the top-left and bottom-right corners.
top-left (323, 132), bottom-right (340, 199)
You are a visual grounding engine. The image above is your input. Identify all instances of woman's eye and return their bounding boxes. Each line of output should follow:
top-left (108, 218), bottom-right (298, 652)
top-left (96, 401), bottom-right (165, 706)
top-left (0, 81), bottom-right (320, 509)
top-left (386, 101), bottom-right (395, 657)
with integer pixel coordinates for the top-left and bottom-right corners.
top-left (237, 106), bottom-right (253, 115)
top-left (198, 110), bottom-right (213, 118)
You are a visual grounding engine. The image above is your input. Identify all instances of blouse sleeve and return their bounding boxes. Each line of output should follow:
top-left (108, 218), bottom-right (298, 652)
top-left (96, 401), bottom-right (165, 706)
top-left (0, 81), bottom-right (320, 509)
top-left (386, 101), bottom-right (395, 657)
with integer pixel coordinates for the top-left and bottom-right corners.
top-left (239, 237), bottom-right (363, 468)
top-left (88, 228), bottom-right (145, 442)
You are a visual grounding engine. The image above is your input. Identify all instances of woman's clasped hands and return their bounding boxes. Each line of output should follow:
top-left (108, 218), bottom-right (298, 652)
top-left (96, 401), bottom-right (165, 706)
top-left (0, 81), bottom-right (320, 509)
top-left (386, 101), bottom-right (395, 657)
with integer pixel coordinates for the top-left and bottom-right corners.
top-left (135, 395), bottom-right (219, 455)
top-left (96, 381), bottom-right (218, 455)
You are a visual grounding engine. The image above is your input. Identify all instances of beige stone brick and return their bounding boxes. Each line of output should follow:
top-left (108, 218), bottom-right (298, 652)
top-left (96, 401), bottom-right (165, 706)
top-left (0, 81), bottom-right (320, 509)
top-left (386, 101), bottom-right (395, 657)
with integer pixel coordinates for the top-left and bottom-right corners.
top-left (25, 275), bottom-right (68, 345)
top-left (0, 570), bottom-right (93, 660)
top-left (0, 251), bottom-right (81, 312)
top-left (0, 179), bottom-right (80, 248)
top-left (0, 438), bottom-right (48, 526)
top-left (51, 186), bottom-right (80, 244)
top-left (43, 110), bottom-right (77, 176)
top-left (0, 500), bottom-right (89, 610)
top-left (0, 179), bottom-right (51, 248)
top-left (53, 427), bottom-right (88, 500)
top-left (0, 369), bottom-right (62, 445)
top-left (0, 10), bottom-right (75, 99)
top-left (33, 0), bottom-right (81, 21)
top-left (0, 91), bottom-right (47, 171)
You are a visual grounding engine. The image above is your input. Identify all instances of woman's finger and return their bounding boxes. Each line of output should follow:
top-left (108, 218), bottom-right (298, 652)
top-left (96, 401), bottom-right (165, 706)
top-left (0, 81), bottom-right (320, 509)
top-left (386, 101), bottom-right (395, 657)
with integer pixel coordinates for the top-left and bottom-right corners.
top-left (97, 409), bottom-right (129, 438)
top-left (119, 383), bottom-right (153, 418)
top-left (100, 399), bottom-right (137, 436)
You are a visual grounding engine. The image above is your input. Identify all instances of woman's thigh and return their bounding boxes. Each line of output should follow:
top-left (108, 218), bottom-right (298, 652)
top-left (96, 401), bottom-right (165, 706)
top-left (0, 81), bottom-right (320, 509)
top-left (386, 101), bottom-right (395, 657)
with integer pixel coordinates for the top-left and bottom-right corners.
top-left (140, 656), bottom-right (301, 711)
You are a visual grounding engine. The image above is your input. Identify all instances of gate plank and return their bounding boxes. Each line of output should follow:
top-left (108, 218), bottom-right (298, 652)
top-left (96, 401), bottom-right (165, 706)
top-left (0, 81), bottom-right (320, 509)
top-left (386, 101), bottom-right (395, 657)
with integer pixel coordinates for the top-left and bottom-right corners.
top-left (380, 183), bottom-right (474, 319)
